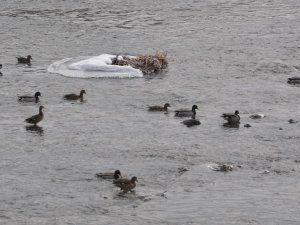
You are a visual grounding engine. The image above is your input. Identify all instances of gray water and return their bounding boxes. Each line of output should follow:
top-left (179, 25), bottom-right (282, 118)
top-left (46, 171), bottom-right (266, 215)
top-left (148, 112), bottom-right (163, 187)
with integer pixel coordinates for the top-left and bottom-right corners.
top-left (1, 0), bottom-right (300, 224)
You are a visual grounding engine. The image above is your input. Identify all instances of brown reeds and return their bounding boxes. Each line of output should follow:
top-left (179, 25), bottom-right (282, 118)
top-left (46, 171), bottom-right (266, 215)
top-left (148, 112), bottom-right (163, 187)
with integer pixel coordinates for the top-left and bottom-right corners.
top-left (112, 52), bottom-right (168, 74)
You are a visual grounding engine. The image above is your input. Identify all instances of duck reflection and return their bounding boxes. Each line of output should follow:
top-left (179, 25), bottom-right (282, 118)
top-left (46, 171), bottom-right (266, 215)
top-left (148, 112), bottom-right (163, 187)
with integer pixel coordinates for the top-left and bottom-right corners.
top-left (26, 125), bottom-right (44, 135)
top-left (223, 122), bottom-right (240, 128)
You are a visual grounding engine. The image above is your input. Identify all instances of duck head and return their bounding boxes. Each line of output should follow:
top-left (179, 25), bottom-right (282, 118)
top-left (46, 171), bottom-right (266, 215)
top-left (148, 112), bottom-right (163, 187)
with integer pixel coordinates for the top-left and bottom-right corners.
top-left (35, 92), bottom-right (42, 97)
top-left (114, 170), bottom-right (121, 179)
top-left (192, 105), bottom-right (198, 111)
top-left (80, 90), bottom-right (86, 96)
top-left (164, 103), bottom-right (170, 108)
top-left (27, 55), bottom-right (32, 60)
top-left (39, 105), bottom-right (45, 111)
top-left (131, 176), bottom-right (138, 183)
top-left (234, 110), bottom-right (239, 115)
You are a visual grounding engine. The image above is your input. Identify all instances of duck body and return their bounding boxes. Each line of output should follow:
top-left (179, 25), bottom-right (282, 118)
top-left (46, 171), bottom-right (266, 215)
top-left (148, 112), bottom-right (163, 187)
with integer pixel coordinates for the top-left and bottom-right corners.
top-left (17, 55), bottom-right (32, 64)
top-left (287, 77), bottom-right (300, 84)
top-left (95, 170), bottom-right (122, 180)
top-left (64, 90), bottom-right (86, 101)
top-left (182, 118), bottom-right (201, 127)
top-left (113, 176), bottom-right (138, 193)
top-left (148, 103), bottom-right (170, 112)
top-left (175, 105), bottom-right (198, 117)
top-left (18, 92), bottom-right (41, 103)
top-left (25, 106), bottom-right (44, 125)
top-left (221, 110), bottom-right (240, 124)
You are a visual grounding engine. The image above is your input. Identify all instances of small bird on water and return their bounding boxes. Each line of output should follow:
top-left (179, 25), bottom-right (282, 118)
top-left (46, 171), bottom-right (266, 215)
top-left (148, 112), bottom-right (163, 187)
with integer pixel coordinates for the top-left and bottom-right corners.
top-left (113, 176), bottom-right (138, 193)
top-left (64, 90), bottom-right (86, 101)
top-left (287, 77), bottom-right (300, 84)
top-left (25, 106), bottom-right (44, 125)
top-left (148, 103), bottom-right (170, 112)
top-left (18, 91), bottom-right (42, 103)
top-left (95, 170), bottom-right (122, 180)
top-left (17, 55), bottom-right (32, 64)
top-left (175, 105), bottom-right (198, 117)
top-left (221, 110), bottom-right (240, 124)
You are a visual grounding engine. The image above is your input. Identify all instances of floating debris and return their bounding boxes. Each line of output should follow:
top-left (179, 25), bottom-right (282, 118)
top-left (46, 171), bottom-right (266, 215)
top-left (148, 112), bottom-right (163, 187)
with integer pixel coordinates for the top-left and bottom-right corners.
top-left (112, 52), bottom-right (168, 74)
top-left (177, 166), bottom-right (189, 175)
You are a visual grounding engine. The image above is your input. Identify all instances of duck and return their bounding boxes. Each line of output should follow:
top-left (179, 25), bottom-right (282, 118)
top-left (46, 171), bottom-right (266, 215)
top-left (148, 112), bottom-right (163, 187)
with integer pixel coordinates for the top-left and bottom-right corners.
top-left (17, 55), bottom-right (32, 64)
top-left (95, 170), bottom-right (122, 180)
top-left (212, 164), bottom-right (233, 172)
top-left (182, 118), bottom-right (201, 127)
top-left (287, 77), bottom-right (300, 84)
top-left (113, 176), bottom-right (138, 193)
top-left (221, 110), bottom-right (240, 124)
top-left (18, 91), bottom-right (41, 103)
top-left (0, 64), bottom-right (2, 75)
top-left (25, 106), bottom-right (44, 125)
top-left (148, 103), bottom-right (170, 112)
top-left (64, 90), bottom-right (86, 101)
top-left (182, 114), bottom-right (201, 127)
top-left (175, 105), bottom-right (198, 117)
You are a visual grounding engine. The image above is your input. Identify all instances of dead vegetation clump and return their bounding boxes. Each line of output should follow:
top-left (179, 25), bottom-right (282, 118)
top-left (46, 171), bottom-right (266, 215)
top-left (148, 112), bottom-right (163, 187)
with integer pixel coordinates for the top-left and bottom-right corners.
top-left (111, 52), bottom-right (168, 74)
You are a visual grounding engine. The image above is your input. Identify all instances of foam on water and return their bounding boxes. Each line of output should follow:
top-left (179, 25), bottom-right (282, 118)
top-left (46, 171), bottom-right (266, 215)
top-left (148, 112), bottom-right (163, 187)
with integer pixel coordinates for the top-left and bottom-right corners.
top-left (48, 54), bottom-right (143, 78)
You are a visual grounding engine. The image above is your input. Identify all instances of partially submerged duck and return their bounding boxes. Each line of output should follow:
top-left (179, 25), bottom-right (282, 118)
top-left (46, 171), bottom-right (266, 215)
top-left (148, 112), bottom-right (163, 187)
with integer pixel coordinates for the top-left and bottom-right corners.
top-left (25, 106), bottom-right (44, 125)
top-left (17, 55), bottom-right (32, 64)
top-left (18, 91), bottom-right (41, 103)
top-left (182, 115), bottom-right (201, 127)
top-left (95, 170), bottom-right (122, 179)
top-left (113, 176), bottom-right (138, 193)
top-left (221, 110), bottom-right (240, 124)
top-left (175, 105), bottom-right (198, 117)
top-left (148, 103), bottom-right (170, 112)
top-left (287, 77), bottom-right (300, 84)
top-left (249, 114), bottom-right (265, 119)
top-left (64, 89), bottom-right (86, 101)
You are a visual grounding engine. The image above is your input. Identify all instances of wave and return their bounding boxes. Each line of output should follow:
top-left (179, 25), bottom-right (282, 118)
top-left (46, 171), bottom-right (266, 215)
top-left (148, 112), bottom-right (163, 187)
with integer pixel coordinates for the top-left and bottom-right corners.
top-left (47, 54), bottom-right (143, 78)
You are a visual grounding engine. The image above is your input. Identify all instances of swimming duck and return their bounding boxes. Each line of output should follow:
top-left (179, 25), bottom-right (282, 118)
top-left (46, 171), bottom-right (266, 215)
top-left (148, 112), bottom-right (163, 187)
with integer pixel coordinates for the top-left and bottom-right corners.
top-left (25, 106), bottom-right (44, 125)
top-left (182, 118), bottom-right (201, 127)
top-left (113, 176), bottom-right (138, 193)
top-left (95, 170), bottom-right (122, 180)
top-left (212, 164), bottom-right (233, 172)
top-left (182, 115), bottom-right (201, 127)
top-left (175, 105), bottom-right (198, 117)
top-left (148, 103), bottom-right (170, 112)
top-left (64, 90), bottom-right (86, 101)
top-left (287, 77), bottom-right (300, 84)
top-left (17, 55), bottom-right (32, 64)
top-left (221, 110), bottom-right (240, 124)
top-left (18, 92), bottom-right (41, 103)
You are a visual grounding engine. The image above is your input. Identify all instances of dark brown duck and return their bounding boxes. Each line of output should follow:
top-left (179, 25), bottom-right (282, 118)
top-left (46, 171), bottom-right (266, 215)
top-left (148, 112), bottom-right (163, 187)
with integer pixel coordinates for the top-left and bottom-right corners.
top-left (64, 90), bottom-right (86, 101)
top-left (113, 176), bottom-right (138, 193)
top-left (25, 106), bottom-right (44, 125)
top-left (148, 103), bottom-right (170, 112)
